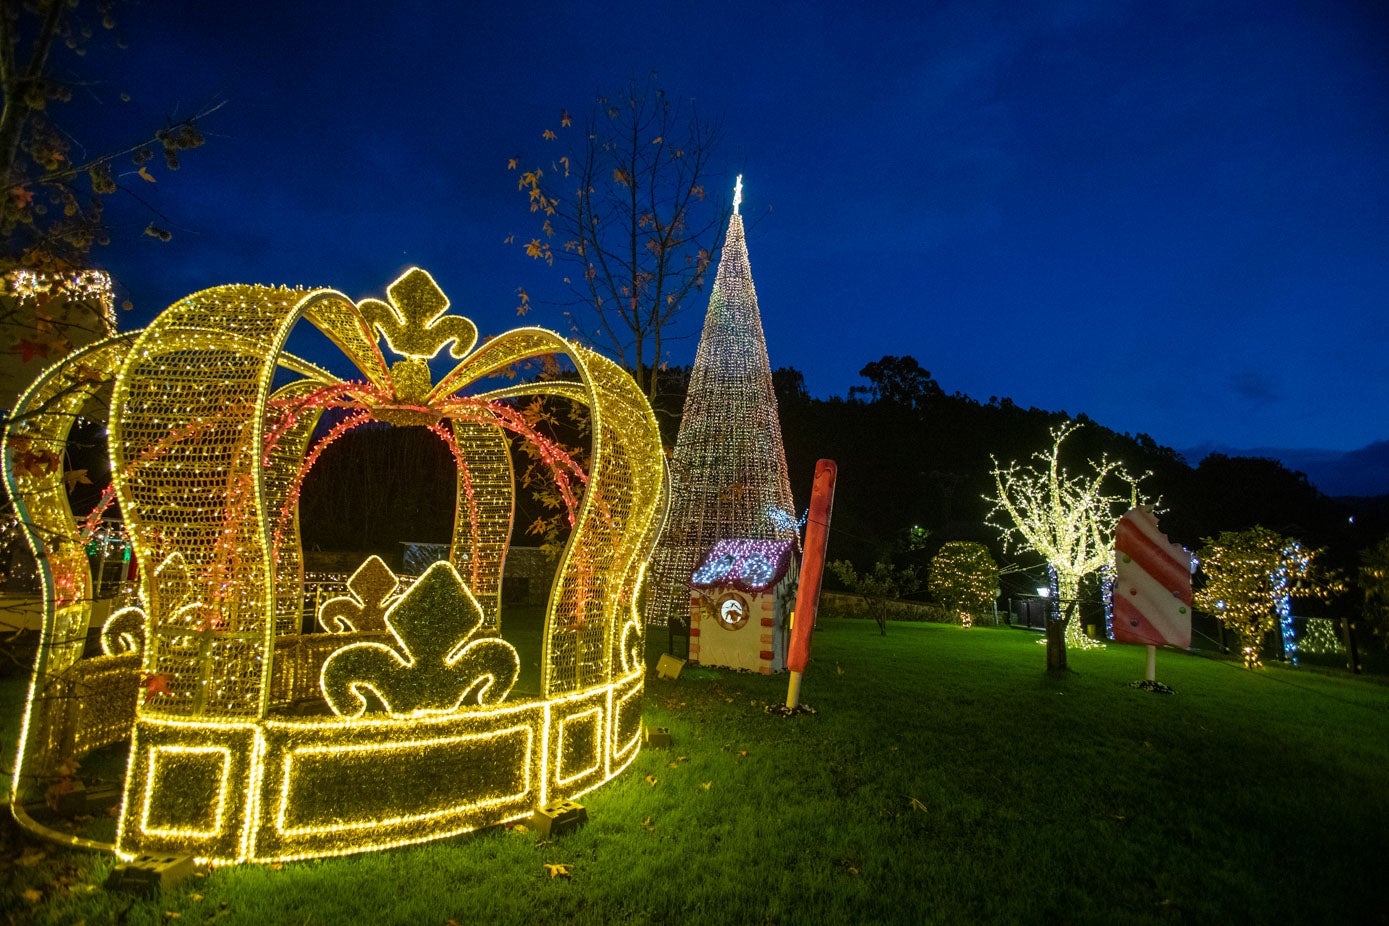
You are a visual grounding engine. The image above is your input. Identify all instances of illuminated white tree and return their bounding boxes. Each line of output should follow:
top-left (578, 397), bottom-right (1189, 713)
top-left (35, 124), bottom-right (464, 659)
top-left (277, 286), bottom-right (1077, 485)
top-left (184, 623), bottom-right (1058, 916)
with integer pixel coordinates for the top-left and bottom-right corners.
top-left (986, 422), bottom-right (1148, 649)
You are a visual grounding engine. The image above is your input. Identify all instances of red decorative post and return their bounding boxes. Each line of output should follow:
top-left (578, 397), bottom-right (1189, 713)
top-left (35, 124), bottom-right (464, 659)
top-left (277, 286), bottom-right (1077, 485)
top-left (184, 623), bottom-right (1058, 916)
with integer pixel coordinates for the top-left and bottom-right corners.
top-left (785, 459), bottom-right (836, 709)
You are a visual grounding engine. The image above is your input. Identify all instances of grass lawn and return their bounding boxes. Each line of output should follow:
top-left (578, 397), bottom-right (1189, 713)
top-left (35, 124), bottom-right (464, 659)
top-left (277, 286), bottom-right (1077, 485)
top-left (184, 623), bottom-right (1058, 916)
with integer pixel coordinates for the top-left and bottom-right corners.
top-left (2, 618), bottom-right (1387, 924)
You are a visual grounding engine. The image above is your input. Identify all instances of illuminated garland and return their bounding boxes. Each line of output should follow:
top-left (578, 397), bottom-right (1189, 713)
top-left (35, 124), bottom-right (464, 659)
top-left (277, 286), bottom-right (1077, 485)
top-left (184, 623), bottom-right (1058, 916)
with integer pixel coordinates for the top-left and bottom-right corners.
top-left (646, 181), bottom-right (796, 626)
top-left (690, 539), bottom-right (795, 593)
top-left (5, 267), bottom-right (666, 863)
top-left (1100, 563), bottom-right (1115, 639)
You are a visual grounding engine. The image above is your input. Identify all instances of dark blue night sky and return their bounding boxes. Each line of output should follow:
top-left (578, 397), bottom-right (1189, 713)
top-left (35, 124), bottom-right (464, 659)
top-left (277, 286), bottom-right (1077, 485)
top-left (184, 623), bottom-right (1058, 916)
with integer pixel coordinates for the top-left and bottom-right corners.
top-left (72, 0), bottom-right (1389, 453)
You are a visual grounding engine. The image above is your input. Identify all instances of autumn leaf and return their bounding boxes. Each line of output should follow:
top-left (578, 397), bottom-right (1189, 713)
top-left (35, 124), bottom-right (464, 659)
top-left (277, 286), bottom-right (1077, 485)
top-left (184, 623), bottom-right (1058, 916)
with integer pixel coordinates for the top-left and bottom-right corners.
top-left (645, 774), bottom-right (658, 787)
top-left (515, 287), bottom-right (530, 316)
top-left (642, 816), bottom-right (654, 831)
top-left (544, 863), bottom-right (571, 879)
top-left (700, 781), bottom-right (712, 791)
top-left (15, 449), bottom-right (60, 477)
top-left (542, 129), bottom-right (557, 141)
top-left (909, 796), bottom-right (928, 814)
top-left (11, 186), bottom-right (33, 208)
top-left (16, 338), bottom-right (49, 363)
top-left (138, 165), bottom-right (157, 183)
top-left (142, 672), bottom-right (173, 703)
top-left (22, 888), bottom-right (42, 903)
top-left (667, 761), bottom-right (678, 769)
top-left (559, 155), bottom-right (570, 176)
top-left (560, 109), bottom-right (572, 127)
top-left (613, 168), bottom-right (633, 187)
top-left (64, 469), bottom-right (92, 491)
top-left (73, 363), bottom-right (105, 383)
top-left (144, 223), bottom-right (172, 241)
top-left (507, 158), bottom-right (518, 170)
top-left (525, 239), bottom-right (551, 263)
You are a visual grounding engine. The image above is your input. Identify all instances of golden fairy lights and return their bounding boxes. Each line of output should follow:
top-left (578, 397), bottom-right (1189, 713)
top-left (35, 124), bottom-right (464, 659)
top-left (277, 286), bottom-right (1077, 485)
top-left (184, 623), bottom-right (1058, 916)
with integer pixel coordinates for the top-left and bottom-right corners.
top-left (5, 267), bottom-right (667, 863)
top-left (645, 190), bottom-right (797, 627)
top-left (986, 422), bottom-right (1148, 650)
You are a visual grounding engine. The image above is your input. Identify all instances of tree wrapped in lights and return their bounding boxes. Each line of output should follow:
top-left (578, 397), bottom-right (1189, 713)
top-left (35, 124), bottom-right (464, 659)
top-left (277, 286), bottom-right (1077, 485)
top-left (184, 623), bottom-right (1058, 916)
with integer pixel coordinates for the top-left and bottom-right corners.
top-left (986, 422), bottom-right (1148, 650)
top-left (1194, 527), bottom-right (1340, 668)
top-left (928, 542), bottom-right (999, 628)
top-left (644, 178), bottom-right (796, 627)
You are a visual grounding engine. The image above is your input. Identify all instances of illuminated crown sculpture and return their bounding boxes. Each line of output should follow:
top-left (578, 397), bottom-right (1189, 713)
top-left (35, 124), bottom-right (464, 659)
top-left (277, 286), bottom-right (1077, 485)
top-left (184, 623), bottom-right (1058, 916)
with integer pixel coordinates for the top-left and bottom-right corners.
top-left (4, 268), bottom-right (666, 863)
top-left (645, 177), bottom-right (796, 627)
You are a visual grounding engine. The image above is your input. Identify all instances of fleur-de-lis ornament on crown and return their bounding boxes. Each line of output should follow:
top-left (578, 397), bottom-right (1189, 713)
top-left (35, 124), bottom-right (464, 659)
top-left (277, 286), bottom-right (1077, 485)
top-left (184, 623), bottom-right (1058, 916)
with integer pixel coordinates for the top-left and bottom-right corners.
top-left (319, 559), bottom-right (521, 717)
top-left (359, 268), bottom-right (478, 361)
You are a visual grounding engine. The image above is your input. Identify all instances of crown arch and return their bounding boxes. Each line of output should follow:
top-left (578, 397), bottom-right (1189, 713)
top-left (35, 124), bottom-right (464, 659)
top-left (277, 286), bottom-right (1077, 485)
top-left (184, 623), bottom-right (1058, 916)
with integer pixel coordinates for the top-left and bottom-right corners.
top-left (4, 268), bottom-right (668, 862)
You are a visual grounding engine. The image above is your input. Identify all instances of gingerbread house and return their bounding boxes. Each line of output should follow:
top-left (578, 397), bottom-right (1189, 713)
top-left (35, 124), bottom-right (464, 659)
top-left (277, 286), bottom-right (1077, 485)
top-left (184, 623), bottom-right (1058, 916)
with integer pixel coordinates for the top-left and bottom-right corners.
top-left (688, 539), bottom-right (798, 673)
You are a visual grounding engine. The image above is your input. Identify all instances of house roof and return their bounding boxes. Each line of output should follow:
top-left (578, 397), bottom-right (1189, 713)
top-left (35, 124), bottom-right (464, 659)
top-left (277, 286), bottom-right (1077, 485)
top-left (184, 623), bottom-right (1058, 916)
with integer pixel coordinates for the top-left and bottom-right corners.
top-left (690, 539), bottom-right (796, 593)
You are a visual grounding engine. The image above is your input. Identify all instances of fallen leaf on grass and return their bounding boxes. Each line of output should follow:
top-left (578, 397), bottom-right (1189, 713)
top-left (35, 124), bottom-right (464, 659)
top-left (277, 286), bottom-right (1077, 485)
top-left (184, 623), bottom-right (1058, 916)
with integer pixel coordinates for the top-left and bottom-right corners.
top-left (544, 863), bottom-right (571, 879)
top-left (642, 816), bottom-right (654, 831)
top-left (836, 663), bottom-right (844, 675)
top-left (268, 863), bottom-right (283, 870)
top-left (738, 750), bottom-right (748, 757)
top-left (22, 888), bottom-right (42, 903)
top-left (909, 797), bottom-right (928, 814)
top-left (700, 781), bottom-right (712, 791)
top-left (164, 913), bottom-right (181, 920)
top-left (667, 761), bottom-right (679, 769)
top-left (677, 755), bottom-right (688, 762)
top-left (533, 839), bottom-right (553, 849)
top-left (645, 775), bottom-right (658, 787)
top-left (189, 894), bottom-right (202, 902)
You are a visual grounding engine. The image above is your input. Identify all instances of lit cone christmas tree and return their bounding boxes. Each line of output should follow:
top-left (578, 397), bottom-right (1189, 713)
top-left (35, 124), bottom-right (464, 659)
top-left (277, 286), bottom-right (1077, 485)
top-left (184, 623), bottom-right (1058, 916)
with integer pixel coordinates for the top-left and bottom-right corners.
top-left (645, 177), bottom-right (797, 627)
